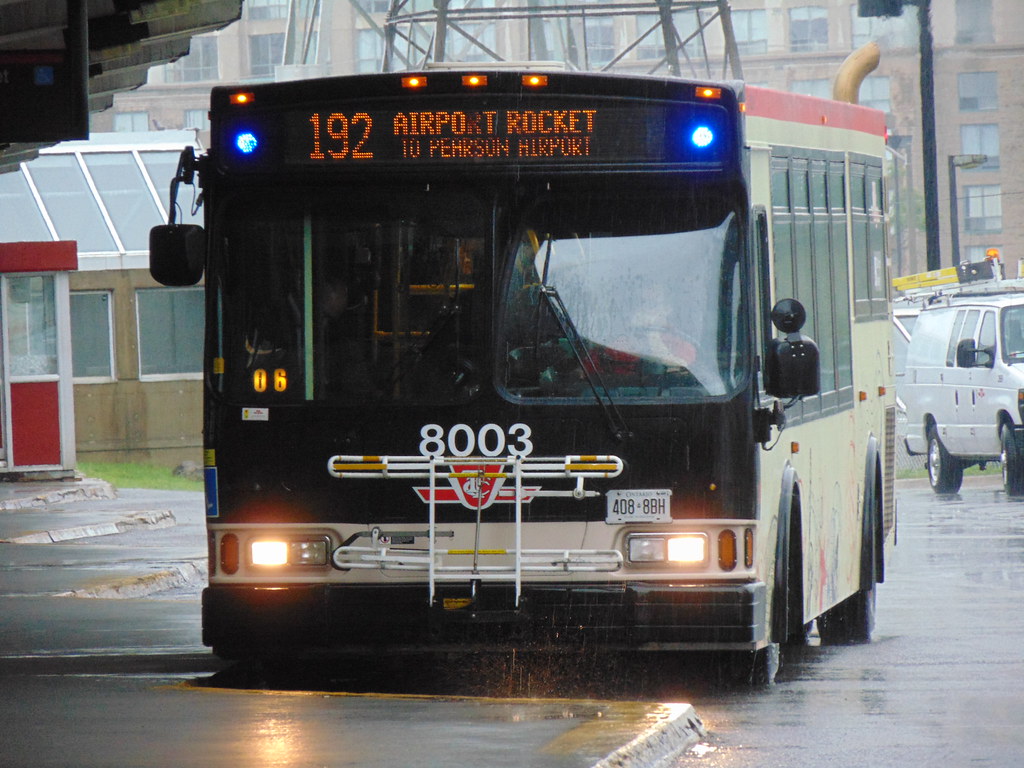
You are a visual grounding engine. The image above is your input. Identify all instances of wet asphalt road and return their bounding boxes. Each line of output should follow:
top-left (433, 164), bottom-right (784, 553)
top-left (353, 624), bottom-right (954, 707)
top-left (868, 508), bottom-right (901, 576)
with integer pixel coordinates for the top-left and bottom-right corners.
top-left (1, 475), bottom-right (1022, 766)
top-left (671, 474), bottom-right (1024, 767)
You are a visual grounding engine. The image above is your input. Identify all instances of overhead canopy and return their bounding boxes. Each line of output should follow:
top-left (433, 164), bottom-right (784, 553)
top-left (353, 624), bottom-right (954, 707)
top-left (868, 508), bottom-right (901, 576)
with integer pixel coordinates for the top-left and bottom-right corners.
top-left (0, 0), bottom-right (242, 174)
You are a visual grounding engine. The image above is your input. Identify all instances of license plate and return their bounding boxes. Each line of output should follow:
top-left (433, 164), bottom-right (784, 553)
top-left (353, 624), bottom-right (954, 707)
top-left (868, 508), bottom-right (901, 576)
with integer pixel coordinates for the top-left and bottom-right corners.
top-left (605, 489), bottom-right (672, 524)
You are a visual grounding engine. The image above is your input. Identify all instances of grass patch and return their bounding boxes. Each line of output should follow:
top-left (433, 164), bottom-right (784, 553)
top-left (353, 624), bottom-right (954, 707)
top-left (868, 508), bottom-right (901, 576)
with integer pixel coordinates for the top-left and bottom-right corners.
top-left (78, 462), bottom-right (203, 491)
top-left (897, 463), bottom-right (1000, 481)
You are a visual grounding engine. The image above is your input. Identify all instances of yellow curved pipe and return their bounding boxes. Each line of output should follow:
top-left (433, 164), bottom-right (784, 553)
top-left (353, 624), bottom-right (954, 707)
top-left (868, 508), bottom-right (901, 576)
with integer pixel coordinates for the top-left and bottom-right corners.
top-left (833, 42), bottom-right (881, 104)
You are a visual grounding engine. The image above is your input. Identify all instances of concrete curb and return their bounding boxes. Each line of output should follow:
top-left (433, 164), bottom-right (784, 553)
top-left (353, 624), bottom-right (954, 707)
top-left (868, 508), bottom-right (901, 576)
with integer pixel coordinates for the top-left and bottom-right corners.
top-left (56, 559), bottom-right (208, 599)
top-left (0, 509), bottom-right (177, 544)
top-left (591, 704), bottom-right (705, 768)
top-left (0, 479), bottom-right (117, 511)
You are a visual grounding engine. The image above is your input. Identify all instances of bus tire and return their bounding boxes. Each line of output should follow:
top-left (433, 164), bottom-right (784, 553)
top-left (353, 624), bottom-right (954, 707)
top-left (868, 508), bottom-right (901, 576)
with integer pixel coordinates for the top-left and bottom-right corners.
top-left (725, 643), bottom-right (780, 686)
top-left (1000, 425), bottom-right (1024, 496)
top-left (817, 586), bottom-right (875, 644)
top-left (771, 468), bottom-right (807, 647)
top-left (927, 426), bottom-right (963, 493)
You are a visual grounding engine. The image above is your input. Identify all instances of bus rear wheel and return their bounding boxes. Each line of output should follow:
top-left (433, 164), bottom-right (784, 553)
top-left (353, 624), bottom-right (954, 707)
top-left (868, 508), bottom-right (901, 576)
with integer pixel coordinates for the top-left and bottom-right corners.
top-left (927, 427), bottom-right (963, 493)
top-left (817, 586), bottom-right (875, 644)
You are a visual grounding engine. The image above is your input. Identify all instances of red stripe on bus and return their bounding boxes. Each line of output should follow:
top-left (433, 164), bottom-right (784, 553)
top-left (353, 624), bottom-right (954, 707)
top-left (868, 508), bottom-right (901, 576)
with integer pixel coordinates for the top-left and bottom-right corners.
top-left (745, 86), bottom-right (886, 137)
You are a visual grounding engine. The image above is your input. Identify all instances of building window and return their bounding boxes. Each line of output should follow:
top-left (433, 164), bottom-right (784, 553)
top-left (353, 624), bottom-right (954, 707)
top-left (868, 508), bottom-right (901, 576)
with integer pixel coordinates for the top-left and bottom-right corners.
top-left (246, 0), bottom-right (288, 20)
top-left (791, 79), bottom-right (831, 99)
top-left (184, 109), bottom-right (210, 131)
top-left (585, 17), bottom-right (615, 68)
top-left (789, 6), bottom-right (828, 52)
top-left (965, 245), bottom-right (999, 262)
top-left (860, 76), bottom-right (891, 114)
top-left (136, 287), bottom-right (204, 378)
top-left (636, 15), bottom-right (663, 60)
top-left (354, 0), bottom-right (390, 12)
top-left (113, 112), bottom-right (149, 132)
top-left (166, 37), bottom-right (219, 83)
top-left (851, 7), bottom-right (916, 49)
top-left (249, 32), bottom-right (285, 78)
top-left (960, 124), bottom-right (1000, 170)
top-left (955, 0), bottom-right (993, 44)
top-left (964, 185), bottom-right (1002, 233)
top-left (732, 9), bottom-right (768, 55)
top-left (958, 72), bottom-right (998, 111)
top-left (356, 29), bottom-right (383, 73)
top-left (8, 276), bottom-right (57, 377)
top-left (71, 292), bottom-right (114, 380)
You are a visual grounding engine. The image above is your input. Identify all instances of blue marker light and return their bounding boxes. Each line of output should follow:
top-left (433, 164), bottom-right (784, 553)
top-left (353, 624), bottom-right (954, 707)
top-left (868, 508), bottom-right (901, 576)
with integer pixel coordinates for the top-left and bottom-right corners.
top-left (691, 126), bottom-right (714, 149)
top-left (235, 131), bottom-right (259, 154)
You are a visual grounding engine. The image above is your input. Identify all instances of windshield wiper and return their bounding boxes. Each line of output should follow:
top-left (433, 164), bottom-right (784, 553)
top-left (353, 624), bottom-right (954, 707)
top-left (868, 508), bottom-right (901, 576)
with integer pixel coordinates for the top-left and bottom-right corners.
top-left (538, 240), bottom-right (631, 442)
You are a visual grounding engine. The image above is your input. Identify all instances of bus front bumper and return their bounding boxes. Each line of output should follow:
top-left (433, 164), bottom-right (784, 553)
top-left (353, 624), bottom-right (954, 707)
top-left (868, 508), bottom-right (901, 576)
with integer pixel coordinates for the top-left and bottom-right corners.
top-left (202, 581), bottom-right (768, 656)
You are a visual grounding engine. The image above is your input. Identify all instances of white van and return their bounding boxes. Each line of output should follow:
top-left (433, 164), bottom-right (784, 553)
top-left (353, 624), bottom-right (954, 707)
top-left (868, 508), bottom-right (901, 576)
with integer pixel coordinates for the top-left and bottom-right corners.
top-left (903, 288), bottom-right (1024, 494)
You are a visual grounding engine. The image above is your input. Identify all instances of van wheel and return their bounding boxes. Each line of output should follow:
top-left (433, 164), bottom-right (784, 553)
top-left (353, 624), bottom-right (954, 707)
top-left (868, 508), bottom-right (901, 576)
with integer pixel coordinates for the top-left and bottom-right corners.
top-left (927, 428), bottom-right (963, 493)
top-left (1000, 426), bottom-right (1024, 496)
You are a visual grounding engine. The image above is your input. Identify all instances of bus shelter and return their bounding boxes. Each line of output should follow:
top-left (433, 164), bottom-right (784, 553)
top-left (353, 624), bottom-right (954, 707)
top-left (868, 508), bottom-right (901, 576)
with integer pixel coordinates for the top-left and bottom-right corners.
top-left (0, 240), bottom-right (76, 475)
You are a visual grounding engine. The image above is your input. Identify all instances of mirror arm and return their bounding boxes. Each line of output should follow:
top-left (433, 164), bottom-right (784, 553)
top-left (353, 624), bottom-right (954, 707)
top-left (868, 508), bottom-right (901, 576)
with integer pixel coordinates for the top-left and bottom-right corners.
top-left (167, 147), bottom-right (199, 225)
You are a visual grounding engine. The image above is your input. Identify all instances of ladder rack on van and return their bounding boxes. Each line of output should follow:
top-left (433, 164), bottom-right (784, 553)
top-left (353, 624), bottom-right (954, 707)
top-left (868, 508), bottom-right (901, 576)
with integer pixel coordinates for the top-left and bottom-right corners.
top-left (893, 256), bottom-right (1024, 301)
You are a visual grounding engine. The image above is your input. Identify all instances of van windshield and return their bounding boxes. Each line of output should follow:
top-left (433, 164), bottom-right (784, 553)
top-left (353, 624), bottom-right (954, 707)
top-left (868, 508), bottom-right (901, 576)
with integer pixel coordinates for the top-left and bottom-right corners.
top-left (1002, 306), bottom-right (1024, 361)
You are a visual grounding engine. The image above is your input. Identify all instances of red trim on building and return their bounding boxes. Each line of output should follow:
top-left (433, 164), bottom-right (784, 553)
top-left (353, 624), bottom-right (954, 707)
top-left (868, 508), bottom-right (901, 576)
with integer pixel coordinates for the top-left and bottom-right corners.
top-left (745, 86), bottom-right (886, 138)
top-left (0, 241), bottom-right (77, 273)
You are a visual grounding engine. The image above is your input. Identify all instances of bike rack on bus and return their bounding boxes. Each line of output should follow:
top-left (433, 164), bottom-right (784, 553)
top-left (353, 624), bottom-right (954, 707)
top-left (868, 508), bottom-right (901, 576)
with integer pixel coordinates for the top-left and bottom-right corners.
top-left (326, 454), bottom-right (624, 606)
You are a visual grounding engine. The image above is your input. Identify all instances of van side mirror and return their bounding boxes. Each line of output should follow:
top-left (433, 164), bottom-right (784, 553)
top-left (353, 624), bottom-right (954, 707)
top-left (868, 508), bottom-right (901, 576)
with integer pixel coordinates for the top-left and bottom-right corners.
top-left (956, 338), bottom-right (995, 369)
top-left (150, 224), bottom-right (205, 286)
top-left (765, 298), bottom-right (820, 397)
top-left (955, 338), bottom-right (977, 368)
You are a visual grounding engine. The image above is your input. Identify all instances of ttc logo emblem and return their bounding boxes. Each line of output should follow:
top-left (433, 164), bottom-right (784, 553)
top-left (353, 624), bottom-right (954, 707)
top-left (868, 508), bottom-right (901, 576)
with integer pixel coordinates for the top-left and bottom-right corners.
top-left (414, 464), bottom-right (540, 509)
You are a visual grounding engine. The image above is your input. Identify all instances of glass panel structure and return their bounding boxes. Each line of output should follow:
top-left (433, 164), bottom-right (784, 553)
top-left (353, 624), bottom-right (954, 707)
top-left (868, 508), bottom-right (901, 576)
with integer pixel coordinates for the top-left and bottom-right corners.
top-left (0, 170), bottom-right (51, 243)
top-left (25, 155), bottom-right (117, 253)
top-left (83, 153), bottom-right (163, 251)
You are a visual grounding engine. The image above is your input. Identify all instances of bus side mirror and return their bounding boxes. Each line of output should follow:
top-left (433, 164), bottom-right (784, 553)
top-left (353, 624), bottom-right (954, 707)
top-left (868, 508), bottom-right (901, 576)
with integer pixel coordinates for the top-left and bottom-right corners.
top-left (150, 224), bottom-right (205, 286)
top-left (765, 298), bottom-right (820, 398)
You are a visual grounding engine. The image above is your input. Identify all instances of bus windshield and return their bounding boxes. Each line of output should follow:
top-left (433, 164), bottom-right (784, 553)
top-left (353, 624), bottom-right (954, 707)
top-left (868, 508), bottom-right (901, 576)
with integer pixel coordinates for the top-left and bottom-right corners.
top-left (215, 181), bottom-right (746, 406)
top-left (497, 191), bottom-right (746, 401)
top-left (217, 185), bottom-right (489, 405)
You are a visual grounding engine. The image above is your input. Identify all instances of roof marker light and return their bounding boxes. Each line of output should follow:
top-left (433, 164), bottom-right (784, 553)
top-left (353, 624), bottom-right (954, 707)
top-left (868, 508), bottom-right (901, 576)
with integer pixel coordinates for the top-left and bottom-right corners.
top-left (462, 74), bottom-right (488, 87)
top-left (522, 74), bottom-right (548, 87)
top-left (696, 86), bottom-right (721, 99)
top-left (235, 131), bottom-right (259, 154)
top-left (402, 75), bottom-right (427, 89)
top-left (230, 92), bottom-right (254, 105)
top-left (691, 125), bottom-right (714, 148)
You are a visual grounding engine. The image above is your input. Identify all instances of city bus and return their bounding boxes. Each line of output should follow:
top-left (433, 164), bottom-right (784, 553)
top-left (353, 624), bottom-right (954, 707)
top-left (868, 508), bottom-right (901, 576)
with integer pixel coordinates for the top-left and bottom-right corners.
top-left (151, 67), bottom-right (895, 681)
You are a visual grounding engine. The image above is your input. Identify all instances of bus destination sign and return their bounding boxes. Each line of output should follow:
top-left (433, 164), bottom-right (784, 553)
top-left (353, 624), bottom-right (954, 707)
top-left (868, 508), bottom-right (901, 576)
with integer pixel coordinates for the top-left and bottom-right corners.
top-left (223, 98), bottom-right (732, 168)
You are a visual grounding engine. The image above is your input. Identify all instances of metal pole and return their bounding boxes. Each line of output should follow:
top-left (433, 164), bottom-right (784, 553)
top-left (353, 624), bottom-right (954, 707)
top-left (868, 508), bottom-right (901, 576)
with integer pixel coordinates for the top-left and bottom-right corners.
top-left (948, 155), bottom-right (961, 266)
top-left (66, 0), bottom-right (88, 139)
top-left (918, 0), bottom-right (941, 270)
top-left (434, 0), bottom-right (449, 63)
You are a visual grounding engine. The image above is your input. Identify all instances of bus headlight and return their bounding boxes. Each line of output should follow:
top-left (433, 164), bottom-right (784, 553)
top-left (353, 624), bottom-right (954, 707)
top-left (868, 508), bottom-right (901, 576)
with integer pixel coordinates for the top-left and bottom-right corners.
top-left (251, 538), bottom-right (329, 567)
top-left (627, 533), bottom-right (707, 565)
